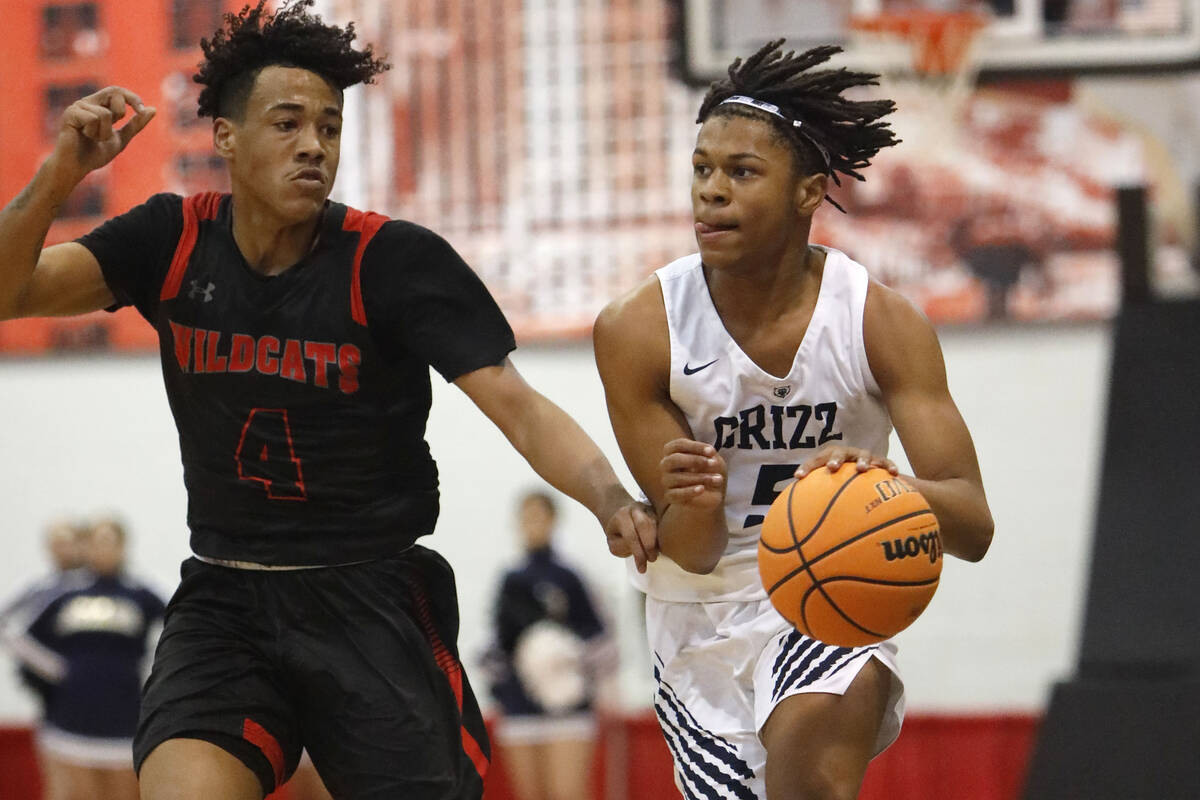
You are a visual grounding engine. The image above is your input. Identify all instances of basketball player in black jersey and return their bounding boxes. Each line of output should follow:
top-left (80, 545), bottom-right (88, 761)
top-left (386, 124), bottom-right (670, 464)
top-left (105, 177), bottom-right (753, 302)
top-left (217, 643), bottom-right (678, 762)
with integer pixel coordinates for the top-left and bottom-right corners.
top-left (0, 2), bottom-right (655, 798)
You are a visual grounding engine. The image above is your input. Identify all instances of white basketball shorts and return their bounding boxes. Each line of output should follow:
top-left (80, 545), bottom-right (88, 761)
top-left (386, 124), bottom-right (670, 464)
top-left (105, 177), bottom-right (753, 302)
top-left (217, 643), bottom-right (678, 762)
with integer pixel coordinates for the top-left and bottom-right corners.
top-left (646, 595), bottom-right (905, 799)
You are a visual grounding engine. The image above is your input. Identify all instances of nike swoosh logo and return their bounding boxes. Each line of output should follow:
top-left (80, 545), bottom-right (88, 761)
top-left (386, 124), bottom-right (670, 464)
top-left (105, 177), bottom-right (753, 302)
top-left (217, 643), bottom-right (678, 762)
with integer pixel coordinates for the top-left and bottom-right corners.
top-left (683, 359), bottom-right (719, 375)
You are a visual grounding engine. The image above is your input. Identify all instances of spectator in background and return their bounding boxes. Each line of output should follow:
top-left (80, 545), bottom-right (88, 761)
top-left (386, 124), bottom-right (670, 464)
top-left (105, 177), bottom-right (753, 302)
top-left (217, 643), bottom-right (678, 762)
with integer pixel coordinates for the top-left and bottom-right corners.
top-left (0, 518), bottom-right (93, 799)
top-left (484, 490), bottom-right (616, 800)
top-left (5, 516), bottom-right (165, 800)
top-left (0, 518), bottom-right (90, 632)
top-left (42, 520), bottom-right (89, 577)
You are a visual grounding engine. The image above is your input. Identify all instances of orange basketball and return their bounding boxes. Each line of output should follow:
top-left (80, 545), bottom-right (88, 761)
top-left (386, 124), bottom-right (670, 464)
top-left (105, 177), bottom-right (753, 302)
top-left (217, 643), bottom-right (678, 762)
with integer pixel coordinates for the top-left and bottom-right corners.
top-left (758, 463), bottom-right (943, 647)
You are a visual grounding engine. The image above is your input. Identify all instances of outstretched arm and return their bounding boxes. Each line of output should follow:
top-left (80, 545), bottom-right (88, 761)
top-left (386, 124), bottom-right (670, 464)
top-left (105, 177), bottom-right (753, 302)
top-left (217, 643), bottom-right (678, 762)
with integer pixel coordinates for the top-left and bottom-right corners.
top-left (454, 358), bottom-right (657, 570)
top-left (593, 280), bottom-right (730, 574)
top-left (0, 86), bottom-right (155, 321)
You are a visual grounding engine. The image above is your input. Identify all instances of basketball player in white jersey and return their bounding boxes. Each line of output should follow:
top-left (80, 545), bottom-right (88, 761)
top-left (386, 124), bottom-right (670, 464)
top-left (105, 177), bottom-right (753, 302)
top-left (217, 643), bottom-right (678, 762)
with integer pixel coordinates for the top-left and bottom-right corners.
top-left (594, 42), bottom-right (994, 799)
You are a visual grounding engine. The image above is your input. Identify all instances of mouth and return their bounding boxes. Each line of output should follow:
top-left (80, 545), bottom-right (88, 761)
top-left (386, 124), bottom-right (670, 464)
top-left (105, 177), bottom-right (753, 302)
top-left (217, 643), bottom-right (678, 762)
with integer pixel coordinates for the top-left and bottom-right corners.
top-left (292, 169), bottom-right (326, 187)
top-left (695, 220), bottom-right (738, 237)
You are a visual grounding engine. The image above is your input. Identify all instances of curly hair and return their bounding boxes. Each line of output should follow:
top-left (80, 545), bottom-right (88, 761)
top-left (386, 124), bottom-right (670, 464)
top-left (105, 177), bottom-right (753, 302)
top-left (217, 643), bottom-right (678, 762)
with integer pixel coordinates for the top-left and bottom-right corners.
top-left (194, 0), bottom-right (390, 120)
top-left (697, 40), bottom-right (899, 211)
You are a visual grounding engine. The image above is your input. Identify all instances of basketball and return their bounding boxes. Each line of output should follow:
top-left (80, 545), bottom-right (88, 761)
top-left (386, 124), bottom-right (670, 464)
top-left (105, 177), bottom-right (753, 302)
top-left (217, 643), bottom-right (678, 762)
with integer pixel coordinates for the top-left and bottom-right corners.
top-left (758, 464), bottom-right (943, 647)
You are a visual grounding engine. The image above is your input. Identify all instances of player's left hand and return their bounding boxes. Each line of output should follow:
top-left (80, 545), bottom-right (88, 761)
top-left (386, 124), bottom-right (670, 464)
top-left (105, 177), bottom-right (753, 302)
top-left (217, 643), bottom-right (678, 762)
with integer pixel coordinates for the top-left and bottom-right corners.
top-left (660, 438), bottom-right (727, 509)
top-left (603, 501), bottom-right (658, 573)
top-left (795, 445), bottom-right (898, 479)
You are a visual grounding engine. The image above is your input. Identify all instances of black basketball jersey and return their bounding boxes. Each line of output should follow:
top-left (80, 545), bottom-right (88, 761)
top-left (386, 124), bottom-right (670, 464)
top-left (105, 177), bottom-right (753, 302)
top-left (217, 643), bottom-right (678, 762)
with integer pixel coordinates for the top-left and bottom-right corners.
top-left (79, 193), bottom-right (516, 565)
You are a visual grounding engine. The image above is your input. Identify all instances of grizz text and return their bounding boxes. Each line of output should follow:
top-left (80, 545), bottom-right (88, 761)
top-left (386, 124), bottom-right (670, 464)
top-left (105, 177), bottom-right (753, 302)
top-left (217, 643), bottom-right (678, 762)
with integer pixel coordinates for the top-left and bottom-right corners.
top-left (712, 402), bottom-right (841, 451)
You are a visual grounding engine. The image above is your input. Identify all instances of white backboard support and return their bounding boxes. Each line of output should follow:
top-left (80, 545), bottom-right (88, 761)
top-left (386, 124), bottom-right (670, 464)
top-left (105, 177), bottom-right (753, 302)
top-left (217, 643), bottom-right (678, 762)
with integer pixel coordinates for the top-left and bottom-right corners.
top-left (678, 0), bottom-right (1200, 84)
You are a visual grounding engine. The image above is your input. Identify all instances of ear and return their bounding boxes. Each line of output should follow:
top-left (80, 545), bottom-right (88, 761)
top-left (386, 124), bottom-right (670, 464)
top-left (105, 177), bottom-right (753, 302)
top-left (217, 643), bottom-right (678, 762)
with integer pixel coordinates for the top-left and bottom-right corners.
top-left (793, 172), bottom-right (828, 217)
top-left (212, 117), bottom-right (236, 161)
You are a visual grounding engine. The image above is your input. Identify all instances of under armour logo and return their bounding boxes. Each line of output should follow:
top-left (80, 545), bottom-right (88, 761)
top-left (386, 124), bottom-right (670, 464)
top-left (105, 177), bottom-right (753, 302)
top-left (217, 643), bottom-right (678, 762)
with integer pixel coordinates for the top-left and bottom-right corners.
top-left (773, 385), bottom-right (791, 398)
top-left (188, 280), bottom-right (216, 302)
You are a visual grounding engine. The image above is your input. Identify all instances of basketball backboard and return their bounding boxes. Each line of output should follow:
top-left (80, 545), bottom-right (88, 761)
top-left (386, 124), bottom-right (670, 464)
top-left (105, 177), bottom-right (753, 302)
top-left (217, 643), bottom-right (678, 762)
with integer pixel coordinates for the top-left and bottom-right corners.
top-left (677, 0), bottom-right (1200, 83)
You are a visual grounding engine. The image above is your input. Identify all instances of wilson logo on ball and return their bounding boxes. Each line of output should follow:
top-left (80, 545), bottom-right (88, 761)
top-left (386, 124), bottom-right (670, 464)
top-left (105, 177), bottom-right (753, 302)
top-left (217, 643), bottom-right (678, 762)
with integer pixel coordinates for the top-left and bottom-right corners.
top-left (880, 532), bottom-right (942, 564)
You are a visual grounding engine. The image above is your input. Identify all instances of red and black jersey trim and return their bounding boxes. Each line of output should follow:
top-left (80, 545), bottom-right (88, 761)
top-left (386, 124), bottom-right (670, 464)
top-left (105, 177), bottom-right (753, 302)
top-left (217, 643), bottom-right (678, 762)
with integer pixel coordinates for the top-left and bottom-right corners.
top-left (160, 192), bottom-right (223, 302)
top-left (342, 208), bottom-right (390, 327)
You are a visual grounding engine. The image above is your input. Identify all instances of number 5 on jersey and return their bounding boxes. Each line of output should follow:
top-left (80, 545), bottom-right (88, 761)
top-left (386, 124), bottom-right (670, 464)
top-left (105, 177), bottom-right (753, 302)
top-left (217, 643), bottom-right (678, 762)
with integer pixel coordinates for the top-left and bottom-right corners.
top-left (236, 409), bottom-right (307, 500)
top-left (745, 464), bottom-right (800, 528)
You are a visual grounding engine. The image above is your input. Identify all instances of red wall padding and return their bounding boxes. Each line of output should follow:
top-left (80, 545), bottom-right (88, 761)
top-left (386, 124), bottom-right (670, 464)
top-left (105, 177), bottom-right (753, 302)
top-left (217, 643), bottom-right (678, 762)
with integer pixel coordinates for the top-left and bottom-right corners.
top-left (860, 714), bottom-right (1039, 800)
top-left (0, 728), bottom-right (39, 800)
top-left (0, 713), bottom-right (1037, 800)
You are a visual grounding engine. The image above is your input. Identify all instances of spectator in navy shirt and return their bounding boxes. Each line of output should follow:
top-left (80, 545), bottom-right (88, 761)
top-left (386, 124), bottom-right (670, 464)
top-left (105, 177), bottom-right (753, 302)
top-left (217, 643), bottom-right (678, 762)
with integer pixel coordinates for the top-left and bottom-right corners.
top-left (1, 518), bottom-right (94, 799)
top-left (13, 517), bottom-right (165, 800)
top-left (485, 490), bottom-right (615, 800)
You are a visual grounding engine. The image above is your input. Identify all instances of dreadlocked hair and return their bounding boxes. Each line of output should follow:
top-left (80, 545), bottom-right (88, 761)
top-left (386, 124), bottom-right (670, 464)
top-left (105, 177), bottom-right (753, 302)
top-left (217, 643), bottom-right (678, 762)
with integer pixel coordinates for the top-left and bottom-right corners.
top-left (696, 40), bottom-right (899, 212)
top-left (195, 0), bottom-right (390, 120)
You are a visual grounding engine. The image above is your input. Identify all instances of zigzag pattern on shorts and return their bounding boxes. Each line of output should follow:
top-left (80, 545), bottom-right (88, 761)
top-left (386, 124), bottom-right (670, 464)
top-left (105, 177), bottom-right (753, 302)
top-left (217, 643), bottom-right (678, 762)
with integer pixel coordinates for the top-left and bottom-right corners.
top-left (652, 655), bottom-right (756, 800)
top-left (770, 630), bottom-right (876, 703)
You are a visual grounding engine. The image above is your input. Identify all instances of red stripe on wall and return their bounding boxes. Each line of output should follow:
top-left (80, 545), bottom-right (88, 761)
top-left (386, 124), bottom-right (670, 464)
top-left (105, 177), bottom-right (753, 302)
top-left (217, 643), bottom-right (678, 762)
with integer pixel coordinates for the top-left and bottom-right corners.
top-left (0, 712), bottom-right (1038, 800)
top-left (860, 713), bottom-right (1039, 800)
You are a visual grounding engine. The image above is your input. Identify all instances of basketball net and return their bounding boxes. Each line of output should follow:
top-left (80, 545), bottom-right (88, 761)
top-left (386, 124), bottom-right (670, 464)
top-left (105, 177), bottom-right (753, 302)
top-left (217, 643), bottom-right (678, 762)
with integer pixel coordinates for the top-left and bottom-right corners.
top-left (847, 10), bottom-right (987, 157)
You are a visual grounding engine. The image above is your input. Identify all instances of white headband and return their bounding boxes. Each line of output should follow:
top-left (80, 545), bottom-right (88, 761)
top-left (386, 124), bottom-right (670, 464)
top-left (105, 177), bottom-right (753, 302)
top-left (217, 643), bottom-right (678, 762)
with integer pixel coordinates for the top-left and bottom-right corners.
top-left (719, 95), bottom-right (804, 129)
top-left (717, 94), bottom-right (831, 170)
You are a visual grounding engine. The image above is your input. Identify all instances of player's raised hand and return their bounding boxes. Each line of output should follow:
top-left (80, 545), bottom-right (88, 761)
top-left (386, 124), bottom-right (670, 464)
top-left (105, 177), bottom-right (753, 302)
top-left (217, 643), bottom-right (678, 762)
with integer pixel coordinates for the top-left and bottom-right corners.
top-left (604, 501), bottom-right (658, 573)
top-left (660, 438), bottom-right (727, 510)
top-left (55, 86), bottom-right (156, 178)
top-left (795, 445), bottom-right (898, 479)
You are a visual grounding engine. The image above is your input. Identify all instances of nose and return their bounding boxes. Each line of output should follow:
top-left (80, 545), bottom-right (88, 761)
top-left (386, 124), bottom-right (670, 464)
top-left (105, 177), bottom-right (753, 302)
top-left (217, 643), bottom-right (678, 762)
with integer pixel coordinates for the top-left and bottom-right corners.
top-left (296, 123), bottom-right (325, 162)
top-left (697, 172), bottom-right (729, 205)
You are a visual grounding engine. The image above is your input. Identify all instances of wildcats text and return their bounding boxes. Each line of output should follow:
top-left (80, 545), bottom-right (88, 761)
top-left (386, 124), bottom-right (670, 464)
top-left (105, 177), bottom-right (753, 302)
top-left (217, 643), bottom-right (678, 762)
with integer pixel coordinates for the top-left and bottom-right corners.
top-left (168, 321), bottom-right (361, 394)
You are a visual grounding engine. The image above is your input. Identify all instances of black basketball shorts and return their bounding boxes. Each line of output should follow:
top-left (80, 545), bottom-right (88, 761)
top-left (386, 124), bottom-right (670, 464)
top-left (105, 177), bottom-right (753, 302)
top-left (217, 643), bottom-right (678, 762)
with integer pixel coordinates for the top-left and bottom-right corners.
top-left (133, 546), bottom-right (490, 799)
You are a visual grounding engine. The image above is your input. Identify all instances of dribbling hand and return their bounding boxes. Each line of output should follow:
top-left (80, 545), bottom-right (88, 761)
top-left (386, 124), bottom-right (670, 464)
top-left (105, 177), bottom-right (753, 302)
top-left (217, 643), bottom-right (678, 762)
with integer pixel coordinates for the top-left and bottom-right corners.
top-left (795, 444), bottom-right (898, 479)
top-left (56, 86), bottom-right (156, 178)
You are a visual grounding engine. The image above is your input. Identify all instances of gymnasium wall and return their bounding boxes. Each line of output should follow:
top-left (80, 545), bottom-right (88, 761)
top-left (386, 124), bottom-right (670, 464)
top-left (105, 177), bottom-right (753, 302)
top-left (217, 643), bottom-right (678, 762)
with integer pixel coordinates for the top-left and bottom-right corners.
top-left (0, 320), bottom-right (1111, 722)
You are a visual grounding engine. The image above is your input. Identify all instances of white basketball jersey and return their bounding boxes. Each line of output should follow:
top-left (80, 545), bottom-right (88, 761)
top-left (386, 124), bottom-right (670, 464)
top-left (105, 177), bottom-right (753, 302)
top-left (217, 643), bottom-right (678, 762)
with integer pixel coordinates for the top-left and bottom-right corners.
top-left (631, 247), bottom-right (893, 602)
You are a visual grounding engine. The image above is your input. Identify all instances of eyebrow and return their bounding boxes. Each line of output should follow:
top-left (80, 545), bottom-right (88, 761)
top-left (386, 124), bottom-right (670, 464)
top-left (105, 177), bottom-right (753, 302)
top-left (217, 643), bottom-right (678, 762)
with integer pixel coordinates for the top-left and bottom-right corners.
top-left (267, 102), bottom-right (343, 118)
top-left (692, 148), bottom-right (767, 162)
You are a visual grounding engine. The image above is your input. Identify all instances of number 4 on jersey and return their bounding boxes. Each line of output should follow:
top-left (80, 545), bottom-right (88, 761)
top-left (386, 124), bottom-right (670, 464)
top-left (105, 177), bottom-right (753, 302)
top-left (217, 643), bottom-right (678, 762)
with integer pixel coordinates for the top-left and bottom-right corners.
top-left (236, 409), bottom-right (307, 500)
